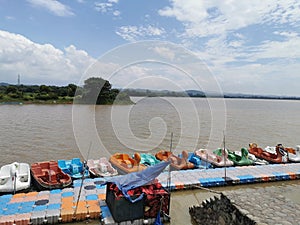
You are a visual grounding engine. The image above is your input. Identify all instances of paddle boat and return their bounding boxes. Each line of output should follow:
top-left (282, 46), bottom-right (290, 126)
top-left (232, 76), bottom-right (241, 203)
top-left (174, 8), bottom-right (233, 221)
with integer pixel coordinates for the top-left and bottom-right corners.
top-left (135, 153), bottom-right (161, 166)
top-left (30, 161), bottom-right (72, 190)
top-left (178, 152), bottom-right (212, 169)
top-left (265, 145), bottom-right (300, 162)
top-left (194, 148), bottom-right (234, 167)
top-left (285, 145), bottom-right (300, 162)
top-left (249, 143), bottom-right (288, 163)
top-left (57, 158), bottom-right (89, 179)
top-left (156, 150), bottom-right (195, 170)
top-left (234, 150), bottom-right (269, 165)
top-left (0, 162), bottom-right (31, 193)
top-left (109, 153), bottom-right (147, 174)
top-left (214, 148), bottom-right (254, 166)
top-left (155, 150), bottom-right (172, 161)
top-left (87, 157), bottom-right (118, 177)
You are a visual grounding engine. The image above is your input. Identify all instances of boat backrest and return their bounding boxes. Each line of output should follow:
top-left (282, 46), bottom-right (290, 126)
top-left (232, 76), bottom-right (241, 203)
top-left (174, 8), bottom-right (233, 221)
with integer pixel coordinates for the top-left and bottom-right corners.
top-left (39, 162), bottom-right (50, 170)
top-left (71, 158), bottom-right (81, 165)
top-left (49, 164), bottom-right (60, 173)
top-left (0, 165), bottom-right (11, 177)
top-left (31, 164), bottom-right (44, 177)
top-left (121, 154), bottom-right (130, 160)
top-left (18, 163), bottom-right (29, 174)
top-left (87, 160), bottom-right (95, 168)
top-left (58, 160), bottom-right (67, 169)
top-left (99, 157), bottom-right (107, 164)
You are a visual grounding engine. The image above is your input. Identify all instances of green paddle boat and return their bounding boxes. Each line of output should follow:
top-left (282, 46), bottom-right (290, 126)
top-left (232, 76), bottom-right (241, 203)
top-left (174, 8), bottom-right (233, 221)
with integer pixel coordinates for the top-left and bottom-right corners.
top-left (213, 148), bottom-right (254, 166)
top-left (135, 153), bottom-right (162, 166)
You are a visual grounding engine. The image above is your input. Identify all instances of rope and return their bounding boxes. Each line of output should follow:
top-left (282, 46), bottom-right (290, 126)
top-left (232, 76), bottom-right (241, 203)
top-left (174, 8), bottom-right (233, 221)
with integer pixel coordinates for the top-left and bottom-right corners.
top-left (190, 184), bottom-right (222, 195)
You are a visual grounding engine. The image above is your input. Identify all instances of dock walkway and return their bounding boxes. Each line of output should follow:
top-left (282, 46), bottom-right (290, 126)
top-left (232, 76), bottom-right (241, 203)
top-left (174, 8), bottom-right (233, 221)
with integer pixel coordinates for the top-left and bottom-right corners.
top-left (0, 163), bottom-right (300, 224)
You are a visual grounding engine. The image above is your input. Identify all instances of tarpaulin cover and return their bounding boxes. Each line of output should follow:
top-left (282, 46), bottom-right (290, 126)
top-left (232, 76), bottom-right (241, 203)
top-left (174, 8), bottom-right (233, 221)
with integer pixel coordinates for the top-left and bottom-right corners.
top-left (107, 161), bottom-right (170, 203)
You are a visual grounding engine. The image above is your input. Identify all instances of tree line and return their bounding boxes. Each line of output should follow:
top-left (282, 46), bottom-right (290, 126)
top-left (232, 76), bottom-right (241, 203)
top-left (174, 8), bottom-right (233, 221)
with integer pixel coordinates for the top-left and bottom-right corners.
top-left (0, 77), bottom-right (132, 104)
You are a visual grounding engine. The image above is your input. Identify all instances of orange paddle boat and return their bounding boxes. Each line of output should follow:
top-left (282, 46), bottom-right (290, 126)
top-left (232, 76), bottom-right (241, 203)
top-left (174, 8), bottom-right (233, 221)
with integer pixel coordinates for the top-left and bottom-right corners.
top-left (109, 153), bottom-right (147, 174)
top-left (155, 150), bottom-right (195, 170)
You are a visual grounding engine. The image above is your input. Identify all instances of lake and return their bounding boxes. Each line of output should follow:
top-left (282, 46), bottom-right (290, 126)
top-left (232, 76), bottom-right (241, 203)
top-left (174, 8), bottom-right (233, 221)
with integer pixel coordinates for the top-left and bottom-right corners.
top-left (1, 97), bottom-right (300, 165)
top-left (1, 97), bottom-right (300, 224)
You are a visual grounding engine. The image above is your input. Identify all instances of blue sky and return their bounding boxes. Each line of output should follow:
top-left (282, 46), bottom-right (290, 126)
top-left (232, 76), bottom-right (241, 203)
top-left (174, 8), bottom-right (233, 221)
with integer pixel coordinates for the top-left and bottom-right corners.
top-left (1, 0), bottom-right (300, 96)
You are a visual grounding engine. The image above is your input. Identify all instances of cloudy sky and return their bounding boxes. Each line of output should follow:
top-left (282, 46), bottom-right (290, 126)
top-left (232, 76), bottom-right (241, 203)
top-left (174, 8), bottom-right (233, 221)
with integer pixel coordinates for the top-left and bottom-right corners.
top-left (1, 0), bottom-right (300, 96)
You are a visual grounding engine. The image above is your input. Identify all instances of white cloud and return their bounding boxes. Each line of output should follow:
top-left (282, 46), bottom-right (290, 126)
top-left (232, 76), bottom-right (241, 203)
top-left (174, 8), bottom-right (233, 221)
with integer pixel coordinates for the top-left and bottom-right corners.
top-left (254, 37), bottom-right (300, 60)
top-left (0, 30), bottom-right (95, 85)
top-left (116, 25), bottom-right (166, 42)
top-left (27, 0), bottom-right (74, 17)
top-left (151, 46), bottom-right (175, 61)
top-left (159, 0), bottom-right (300, 38)
top-left (5, 16), bottom-right (15, 20)
top-left (113, 10), bottom-right (121, 17)
top-left (94, 2), bottom-right (113, 13)
top-left (94, 0), bottom-right (120, 16)
top-left (156, 0), bottom-right (300, 95)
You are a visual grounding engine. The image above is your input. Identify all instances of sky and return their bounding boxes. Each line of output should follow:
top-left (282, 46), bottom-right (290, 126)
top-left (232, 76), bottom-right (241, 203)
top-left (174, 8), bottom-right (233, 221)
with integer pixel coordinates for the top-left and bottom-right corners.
top-left (1, 0), bottom-right (300, 96)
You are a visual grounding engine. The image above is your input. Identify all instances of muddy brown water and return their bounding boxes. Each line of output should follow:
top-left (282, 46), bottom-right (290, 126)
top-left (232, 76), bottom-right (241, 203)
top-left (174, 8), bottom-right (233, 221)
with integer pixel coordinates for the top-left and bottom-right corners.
top-left (1, 97), bottom-right (300, 224)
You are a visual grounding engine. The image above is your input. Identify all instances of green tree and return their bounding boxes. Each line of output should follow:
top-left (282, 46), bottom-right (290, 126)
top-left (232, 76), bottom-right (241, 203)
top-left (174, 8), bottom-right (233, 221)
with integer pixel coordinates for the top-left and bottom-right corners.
top-left (81, 77), bottom-right (113, 104)
top-left (39, 85), bottom-right (51, 94)
top-left (67, 84), bottom-right (77, 97)
top-left (5, 85), bottom-right (17, 94)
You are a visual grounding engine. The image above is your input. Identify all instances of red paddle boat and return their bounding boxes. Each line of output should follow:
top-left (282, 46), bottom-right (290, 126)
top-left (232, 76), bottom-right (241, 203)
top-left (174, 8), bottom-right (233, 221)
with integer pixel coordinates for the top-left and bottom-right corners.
top-left (30, 160), bottom-right (72, 190)
top-left (249, 143), bottom-right (288, 163)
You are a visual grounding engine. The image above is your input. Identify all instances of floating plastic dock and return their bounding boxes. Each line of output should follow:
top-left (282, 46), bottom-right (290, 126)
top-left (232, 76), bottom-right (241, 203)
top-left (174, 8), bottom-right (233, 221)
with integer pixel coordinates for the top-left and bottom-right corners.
top-left (1, 163), bottom-right (300, 225)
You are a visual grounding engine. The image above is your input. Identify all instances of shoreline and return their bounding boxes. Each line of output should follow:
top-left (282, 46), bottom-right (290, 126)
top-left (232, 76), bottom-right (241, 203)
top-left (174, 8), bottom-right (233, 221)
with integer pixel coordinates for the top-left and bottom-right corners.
top-left (2, 95), bottom-right (300, 106)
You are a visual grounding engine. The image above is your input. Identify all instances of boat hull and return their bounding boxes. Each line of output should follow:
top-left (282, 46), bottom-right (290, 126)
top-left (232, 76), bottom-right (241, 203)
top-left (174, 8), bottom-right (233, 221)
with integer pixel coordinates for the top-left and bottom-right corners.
top-left (30, 161), bottom-right (72, 191)
top-left (194, 149), bottom-right (234, 167)
top-left (0, 162), bottom-right (31, 193)
top-left (87, 158), bottom-right (118, 177)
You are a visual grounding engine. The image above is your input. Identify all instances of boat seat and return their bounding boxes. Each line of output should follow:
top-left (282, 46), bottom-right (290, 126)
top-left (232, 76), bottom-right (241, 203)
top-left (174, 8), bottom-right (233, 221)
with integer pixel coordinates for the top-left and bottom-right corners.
top-left (49, 165), bottom-right (60, 173)
top-left (39, 162), bottom-right (50, 170)
top-left (121, 159), bottom-right (133, 168)
top-left (0, 176), bottom-right (9, 185)
top-left (59, 178), bottom-right (67, 184)
top-left (31, 166), bottom-right (45, 177)
top-left (71, 164), bottom-right (80, 174)
top-left (87, 160), bottom-right (95, 168)
top-left (45, 170), bottom-right (58, 184)
top-left (18, 173), bottom-right (29, 182)
top-left (121, 154), bottom-right (130, 160)
top-left (58, 160), bottom-right (68, 170)
top-left (71, 158), bottom-right (82, 165)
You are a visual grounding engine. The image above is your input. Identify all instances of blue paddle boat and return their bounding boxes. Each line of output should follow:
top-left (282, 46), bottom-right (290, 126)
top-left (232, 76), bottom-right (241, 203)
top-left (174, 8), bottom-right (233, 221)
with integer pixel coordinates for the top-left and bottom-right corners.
top-left (179, 152), bottom-right (212, 169)
top-left (57, 158), bottom-right (89, 179)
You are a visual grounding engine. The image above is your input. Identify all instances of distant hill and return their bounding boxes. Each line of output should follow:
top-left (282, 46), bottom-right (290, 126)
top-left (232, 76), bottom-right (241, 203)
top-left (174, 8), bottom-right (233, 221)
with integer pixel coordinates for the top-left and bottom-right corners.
top-left (185, 90), bottom-right (205, 97)
top-left (122, 88), bottom-right (187, 97)
top-left (123, 88), bottom-right (300, 100)
top-left (0, 82), bottom-right (10, 86)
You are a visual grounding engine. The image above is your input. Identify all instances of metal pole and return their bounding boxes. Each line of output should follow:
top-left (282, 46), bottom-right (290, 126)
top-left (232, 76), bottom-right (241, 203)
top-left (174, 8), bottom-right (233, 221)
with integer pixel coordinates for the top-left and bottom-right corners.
top-left (167, 132), bottom-right (173, 192)
top-left (223, 131), bottom-right (227, 182)
top-left (13, 172), bottom-right (17, 195)
top-left (73, 142), bottom-right (92, 220)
